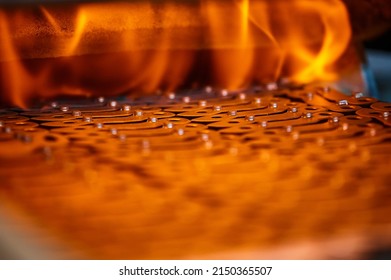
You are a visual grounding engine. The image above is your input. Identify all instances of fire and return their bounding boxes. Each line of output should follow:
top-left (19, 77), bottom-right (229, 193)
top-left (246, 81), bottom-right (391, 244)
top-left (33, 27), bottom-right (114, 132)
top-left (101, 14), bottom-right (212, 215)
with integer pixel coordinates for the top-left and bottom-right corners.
top-left (0, 0), bottom-right (351, 107)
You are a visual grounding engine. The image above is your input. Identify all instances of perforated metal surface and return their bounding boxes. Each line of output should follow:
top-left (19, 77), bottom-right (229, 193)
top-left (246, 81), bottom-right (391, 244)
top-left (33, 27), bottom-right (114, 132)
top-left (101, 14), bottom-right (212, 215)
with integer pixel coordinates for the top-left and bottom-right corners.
top-left (0, 86), bottom-right (391, 259)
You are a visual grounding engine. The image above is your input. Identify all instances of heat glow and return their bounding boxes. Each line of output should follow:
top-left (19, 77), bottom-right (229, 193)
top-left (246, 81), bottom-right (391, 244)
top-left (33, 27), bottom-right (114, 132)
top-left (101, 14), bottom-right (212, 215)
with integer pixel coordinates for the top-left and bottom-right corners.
top-left (0, 0), bottom-right (352, 107)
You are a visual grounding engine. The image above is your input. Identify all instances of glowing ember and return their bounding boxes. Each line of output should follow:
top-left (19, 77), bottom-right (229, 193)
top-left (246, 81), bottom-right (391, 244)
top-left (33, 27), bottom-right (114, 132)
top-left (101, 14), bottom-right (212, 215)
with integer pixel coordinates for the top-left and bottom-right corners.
top-left (0, 0), bottom-right (352, 107)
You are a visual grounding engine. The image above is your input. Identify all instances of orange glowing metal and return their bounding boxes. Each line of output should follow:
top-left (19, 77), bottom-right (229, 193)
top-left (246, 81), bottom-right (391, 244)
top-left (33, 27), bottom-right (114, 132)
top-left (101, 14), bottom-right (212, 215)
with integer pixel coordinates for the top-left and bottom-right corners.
top-left (0, 0), bottom-right (351, 107)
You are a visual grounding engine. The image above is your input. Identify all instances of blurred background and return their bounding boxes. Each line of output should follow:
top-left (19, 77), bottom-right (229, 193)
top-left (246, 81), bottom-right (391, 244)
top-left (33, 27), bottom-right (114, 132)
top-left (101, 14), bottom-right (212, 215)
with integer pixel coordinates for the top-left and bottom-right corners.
top-left (365, 29), bottom-right (391, 102)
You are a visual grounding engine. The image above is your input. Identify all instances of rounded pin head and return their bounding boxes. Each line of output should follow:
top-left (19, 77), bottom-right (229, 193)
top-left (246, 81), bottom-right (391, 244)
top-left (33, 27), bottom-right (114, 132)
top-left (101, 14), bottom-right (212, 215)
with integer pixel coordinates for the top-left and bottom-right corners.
top-left (205, 86), bottom-right (213, 94)
top-left (118, 134), bottom-right (127, 142)
top-left (122, 105), bottom-right (131, 112)
top-left (228, 110), bottom-right (237, 116)
top-left (254, 97), bottom-right (262, 104)
top-left (338, 100), bottom-right (349, 106)
top-left (317, 137), bottom-right (325, 146)
top-left (220, 89), bottom-right (228, 97)
top-left (201, 133), bottom-right (209, 141)
top-left (110, 128), bottom-right (118, 135)
top-left (246, 115), bottom-right (255, 122)
top-left (291, 131), bottom-right (300, 140)
top-left (177, 128), bottom-right (185, 136)
top-left (354, 92), bottom-right (364, 99)
top-left (270, 102), bottom-right (278, 109)
top-left (182, 96), bottom-right (191, 103)
top-left (266, 82), bottom-right (278, 91)
top-left (198, 100), bottom-right (207, 107)
top-left (168, 92), bottom-right (176, 100)
top-left (83, 116), bottom-right (92, 122)
top-left (213, 105), bottom-right (222, 111)
top-left (73, 110), bottom-right (82, 117)
top-left (332, 116), bottom-right (339, 123)
top-left (239, 93), bottom-right (247, 100)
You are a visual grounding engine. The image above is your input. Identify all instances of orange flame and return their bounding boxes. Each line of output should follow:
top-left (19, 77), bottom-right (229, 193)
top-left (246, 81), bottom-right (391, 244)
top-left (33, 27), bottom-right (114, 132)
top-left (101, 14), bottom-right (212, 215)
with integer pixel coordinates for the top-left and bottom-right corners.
top-left (0, 0), bottom-right (351, 107)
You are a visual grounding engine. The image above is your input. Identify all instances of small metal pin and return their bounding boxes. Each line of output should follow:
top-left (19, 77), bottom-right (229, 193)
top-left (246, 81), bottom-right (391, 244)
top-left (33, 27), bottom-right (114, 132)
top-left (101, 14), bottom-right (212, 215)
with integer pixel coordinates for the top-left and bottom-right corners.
top-left (60, 106), bottom-right (69, 112)
top-left (122, 105), bottom-right (131, 112)
top-left (21, 134), bottom-right (33, 143)
top-left (342, 123), bottom-right (349, 131)
top-left (201, 133), bottom-right (209, 141)
top-left (221, 89), bottom-right (228, 97)
top-left (73, 110), bottom-right (82, 117)
top-left (149, 117), bottom-right (158, 123)
top-left (286, 126), bottom-right (293, 133)
top-left (111, 128), bottom-right (118, 135)
top-left (254, 97), bottom-right (262, 104)
top-left (305, 112), bottom-right (312, 118)
top-left (204, 141), bottom-right (213, 149)
top-left (177, 128), bottom-right (185, 136)
top-left (246, 115), bottom-right (255, 122)
top-left (228, 110), bottom-right (237, 116)
top-left (42, 146), bottom-right (52, 158)
top-left (109, 101), bottom-right (118, 108)
top-left (135, 110), bottom-right (143, 116)
top-left (291, 131), bottom-right (300, 140)
top-left (165, 122), bottom-right (174, 129)
top-left (183, 96), bottom-right (191, 103)
top-left (213, 105), bottom-right (222, 111)
top-left (83, 116), bottom-right (93, 122)
top-left (98, 97), bottom-right (105, 103)
top-left (229, 146), bottom-right (239, 156)
top-left (141, 139), bottom-right (150, 149)
top-left (15, 133), bottom-right (33, 143)
top-left (198, 100), bottom-right (207, 107)
top-left (338, 100), bottom-right (349, 106)
top-left (348, 142), bottom-right (357, 153)
top-left (317, 137), bottom-right (325, 146)
top-left (51, 102), bottom-right (58, 108)
top-left (369, 128), bottom-right (377, 137)
top-left (354, 92), bottom-right (364, 99)
top-left (118, 134), bottom-right (127, 142)
top-left (205, 86), bottom-right (213, 94)
top-left (239, 93), bottom-right (247, 100)
top-left (383, 111), bottom-right (389, 119)
top-left (168, 92), bottom-right (176, 100)
top-left (266, 82), bottom-right (278, 91)
top-left (270, 102), bottom-right (278, 109)
top-left (261, 121), bottom-right (268, 128)
top-left (290, 107), bottom-right (298, 113)
top-left (95, 123), bottom-right (104, 129)
top-left (331, 116), bottom-right (339, 123)
top-left (307, 92), bottom-right (314, 100)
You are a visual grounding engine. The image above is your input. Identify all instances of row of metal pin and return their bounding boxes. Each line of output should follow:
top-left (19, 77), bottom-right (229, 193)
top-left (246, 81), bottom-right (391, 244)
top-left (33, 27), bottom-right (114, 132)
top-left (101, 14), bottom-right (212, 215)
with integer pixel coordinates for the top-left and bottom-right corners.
top-left (3, 87), bottom-right (388, 148)
top-left (49, 86), bottom-right (367, 110)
